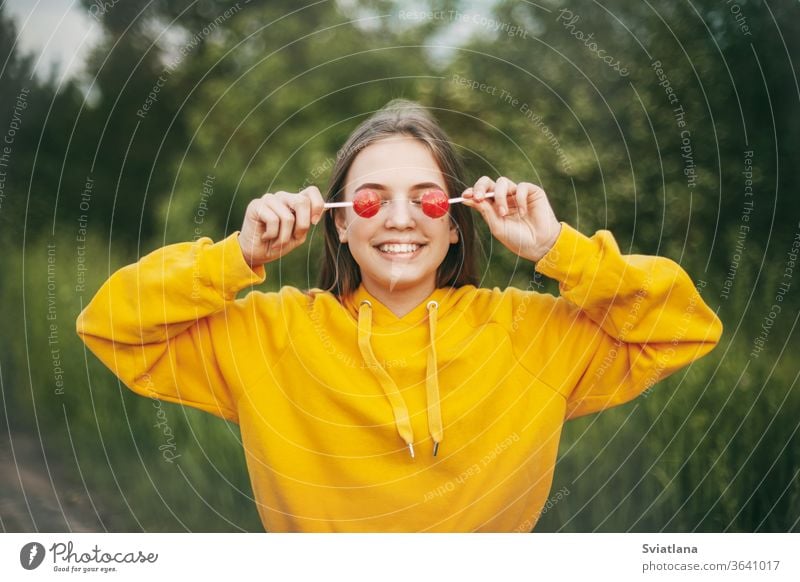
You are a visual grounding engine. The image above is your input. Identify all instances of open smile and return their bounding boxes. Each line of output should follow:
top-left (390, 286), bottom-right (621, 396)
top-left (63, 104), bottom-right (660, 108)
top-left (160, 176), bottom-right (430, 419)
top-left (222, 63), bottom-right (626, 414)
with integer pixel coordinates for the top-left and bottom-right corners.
top-left (373, 242), bottom-right (427, 260)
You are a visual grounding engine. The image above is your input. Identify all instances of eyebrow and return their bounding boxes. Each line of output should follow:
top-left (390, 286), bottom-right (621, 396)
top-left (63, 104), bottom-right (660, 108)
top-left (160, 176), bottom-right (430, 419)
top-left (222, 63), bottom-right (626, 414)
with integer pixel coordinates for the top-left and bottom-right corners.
top-left (354, 182), bottom-right (445, 194)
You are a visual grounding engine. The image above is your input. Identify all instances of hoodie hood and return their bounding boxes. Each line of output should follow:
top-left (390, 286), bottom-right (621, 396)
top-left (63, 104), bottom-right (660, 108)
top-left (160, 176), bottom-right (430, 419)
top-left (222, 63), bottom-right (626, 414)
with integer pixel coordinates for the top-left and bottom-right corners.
top-left (345, 283), bottom-right (452, 458)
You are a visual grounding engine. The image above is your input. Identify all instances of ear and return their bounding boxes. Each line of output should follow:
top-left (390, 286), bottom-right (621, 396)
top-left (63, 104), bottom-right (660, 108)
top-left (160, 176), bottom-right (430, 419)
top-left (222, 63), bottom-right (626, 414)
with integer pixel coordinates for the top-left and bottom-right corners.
top-left (449, 220), bottom-right (459, 245)
top-left (335, 210), bottom-right (349, 243)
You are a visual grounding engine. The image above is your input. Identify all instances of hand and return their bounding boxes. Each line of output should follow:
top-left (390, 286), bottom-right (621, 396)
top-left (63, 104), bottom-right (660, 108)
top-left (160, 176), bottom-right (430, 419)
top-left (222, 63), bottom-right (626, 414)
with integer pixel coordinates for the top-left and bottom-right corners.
top-left (462, 177), bottom-right (561, 262)
top-left (238, 186), bottom-right (325, 268)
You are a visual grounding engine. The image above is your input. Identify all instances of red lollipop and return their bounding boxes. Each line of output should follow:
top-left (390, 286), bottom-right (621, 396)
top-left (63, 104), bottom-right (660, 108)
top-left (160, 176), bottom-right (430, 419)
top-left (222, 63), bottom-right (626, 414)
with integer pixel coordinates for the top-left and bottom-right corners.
top-left (353, 189), bottom-right (381, 218)
top-left (421, 189), bottom-right (449, 218)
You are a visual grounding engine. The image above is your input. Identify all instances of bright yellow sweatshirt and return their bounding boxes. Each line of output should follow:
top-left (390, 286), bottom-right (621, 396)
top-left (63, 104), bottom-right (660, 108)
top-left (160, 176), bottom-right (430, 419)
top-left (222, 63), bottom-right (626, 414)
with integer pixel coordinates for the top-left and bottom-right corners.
top-left (76, 222), bottom-right (722, 532)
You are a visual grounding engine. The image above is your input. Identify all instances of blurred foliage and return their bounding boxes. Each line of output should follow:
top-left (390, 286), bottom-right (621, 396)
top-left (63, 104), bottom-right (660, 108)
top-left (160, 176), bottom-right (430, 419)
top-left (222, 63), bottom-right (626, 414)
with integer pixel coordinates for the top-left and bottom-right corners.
top-left (1, 0), bottom-right (798, 531)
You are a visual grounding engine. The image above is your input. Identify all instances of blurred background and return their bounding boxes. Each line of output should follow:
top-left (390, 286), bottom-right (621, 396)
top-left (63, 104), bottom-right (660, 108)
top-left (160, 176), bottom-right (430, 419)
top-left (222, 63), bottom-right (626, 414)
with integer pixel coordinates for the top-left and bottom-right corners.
top-left (0, 0), bottom-right (798, 532)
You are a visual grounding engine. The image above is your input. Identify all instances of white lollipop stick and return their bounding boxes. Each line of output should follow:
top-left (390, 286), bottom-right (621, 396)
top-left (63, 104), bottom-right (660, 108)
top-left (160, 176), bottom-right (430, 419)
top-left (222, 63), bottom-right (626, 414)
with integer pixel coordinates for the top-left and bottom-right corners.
top-left (323, 201), bottom-right (352, 209)
top-left (448, 191), bottom-right (495, 204)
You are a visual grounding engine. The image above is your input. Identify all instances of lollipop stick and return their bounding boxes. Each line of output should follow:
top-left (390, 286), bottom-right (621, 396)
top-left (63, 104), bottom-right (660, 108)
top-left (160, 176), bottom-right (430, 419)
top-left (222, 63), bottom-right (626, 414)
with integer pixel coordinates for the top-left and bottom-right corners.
top-left (449, 192), bottom-right (495, 204)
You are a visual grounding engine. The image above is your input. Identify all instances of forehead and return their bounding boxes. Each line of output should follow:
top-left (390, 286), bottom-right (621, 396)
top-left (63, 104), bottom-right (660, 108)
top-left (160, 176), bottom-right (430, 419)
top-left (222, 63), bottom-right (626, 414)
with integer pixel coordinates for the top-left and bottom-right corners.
top-left (344, 137), bottom-right (444, 189)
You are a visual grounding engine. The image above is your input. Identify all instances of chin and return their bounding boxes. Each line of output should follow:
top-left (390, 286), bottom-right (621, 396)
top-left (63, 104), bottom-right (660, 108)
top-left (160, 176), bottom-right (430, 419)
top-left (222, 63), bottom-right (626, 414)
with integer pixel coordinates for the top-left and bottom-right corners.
top-left (374, 270), bottom-right (432, 293)
top-left (383, 275), bottom-right (424, 292)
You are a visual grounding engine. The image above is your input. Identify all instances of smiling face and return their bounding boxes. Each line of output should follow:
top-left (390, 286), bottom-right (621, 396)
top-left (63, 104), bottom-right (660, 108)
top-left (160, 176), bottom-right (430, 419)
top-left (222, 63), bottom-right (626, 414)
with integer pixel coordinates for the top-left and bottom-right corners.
top-left (334, 136), bottom-right (459, 295)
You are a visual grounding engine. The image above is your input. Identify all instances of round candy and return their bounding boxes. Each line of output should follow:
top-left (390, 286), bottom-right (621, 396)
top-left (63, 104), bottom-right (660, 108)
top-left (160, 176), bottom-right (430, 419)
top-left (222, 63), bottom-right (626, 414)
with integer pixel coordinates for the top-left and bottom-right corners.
top-left (353, 189), bottom-right (381, 218)
top-left (421, 189), bottom-right (449, 218)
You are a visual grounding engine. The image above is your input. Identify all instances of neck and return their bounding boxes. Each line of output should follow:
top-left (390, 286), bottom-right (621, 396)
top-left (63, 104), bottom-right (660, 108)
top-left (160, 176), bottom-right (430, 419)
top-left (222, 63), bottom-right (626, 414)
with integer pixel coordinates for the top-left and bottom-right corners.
top-left (361, 278), bottom-right (436, 318)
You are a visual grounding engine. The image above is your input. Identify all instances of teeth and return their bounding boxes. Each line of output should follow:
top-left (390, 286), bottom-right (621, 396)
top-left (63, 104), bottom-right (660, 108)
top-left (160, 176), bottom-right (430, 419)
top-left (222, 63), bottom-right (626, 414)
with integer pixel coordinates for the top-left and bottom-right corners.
top-left (378, 243), bottom-right (420, 254)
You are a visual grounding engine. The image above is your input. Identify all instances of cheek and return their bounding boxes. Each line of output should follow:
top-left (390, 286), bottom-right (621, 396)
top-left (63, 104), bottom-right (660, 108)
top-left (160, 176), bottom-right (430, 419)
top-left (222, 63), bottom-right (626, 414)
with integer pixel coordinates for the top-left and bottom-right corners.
top-left (433, 220), bottom-right (456, 244)
top-left (426, 223), bottom-right (455, 259)
top-left (345, 221), bottom-right (376, 262)
top-left (347, 220), bottom-right (371, 244)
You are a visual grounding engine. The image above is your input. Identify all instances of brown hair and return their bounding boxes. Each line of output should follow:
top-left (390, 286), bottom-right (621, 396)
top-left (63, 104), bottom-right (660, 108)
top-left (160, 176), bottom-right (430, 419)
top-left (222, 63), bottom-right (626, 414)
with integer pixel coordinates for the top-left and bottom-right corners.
top-left (317, 100), bottom-right (479, 298)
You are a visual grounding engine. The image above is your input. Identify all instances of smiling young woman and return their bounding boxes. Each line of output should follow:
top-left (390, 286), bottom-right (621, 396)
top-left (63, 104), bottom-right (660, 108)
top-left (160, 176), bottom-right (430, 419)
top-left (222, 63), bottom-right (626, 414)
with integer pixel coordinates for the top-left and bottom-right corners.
top-left (77, 99), bottom-right (722, 532)
top-left (330, 137), bottom-right (461, 316)
top-left (317, 101), bottom-right (480, 308)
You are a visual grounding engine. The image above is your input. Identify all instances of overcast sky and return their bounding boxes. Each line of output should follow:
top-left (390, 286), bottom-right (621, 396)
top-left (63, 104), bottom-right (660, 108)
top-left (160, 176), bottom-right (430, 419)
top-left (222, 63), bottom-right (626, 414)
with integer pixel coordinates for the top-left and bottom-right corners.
top-left (2, 0), bottom-right (511, 83)
top-left (3, 0), bottom-right (100, 81)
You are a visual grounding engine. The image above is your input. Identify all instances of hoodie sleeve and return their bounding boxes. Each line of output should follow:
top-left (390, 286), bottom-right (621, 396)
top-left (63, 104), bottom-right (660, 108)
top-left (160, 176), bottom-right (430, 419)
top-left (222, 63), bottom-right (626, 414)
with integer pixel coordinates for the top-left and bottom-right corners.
top-left (512, 222), bottom-right (723, 419)
top-left (75, 233), bottom-right (267, 422)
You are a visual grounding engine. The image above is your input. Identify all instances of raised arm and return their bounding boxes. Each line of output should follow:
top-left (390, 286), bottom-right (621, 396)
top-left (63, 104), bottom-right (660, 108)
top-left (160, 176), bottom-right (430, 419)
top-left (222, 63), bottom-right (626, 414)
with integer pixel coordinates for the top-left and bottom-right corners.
top-left (516, 222), bottom-right (723, 418)
top-left (76, 234), bottom-right (267, 421)
top-left (462, 177), bottom-right (722, 417)
top-left (76, 186), bottom-right (325, 421)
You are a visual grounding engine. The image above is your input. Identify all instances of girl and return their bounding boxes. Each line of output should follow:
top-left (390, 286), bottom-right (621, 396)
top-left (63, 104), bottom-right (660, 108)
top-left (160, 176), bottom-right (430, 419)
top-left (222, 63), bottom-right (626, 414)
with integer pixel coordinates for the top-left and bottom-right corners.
top-left (76, 100), bottom-right (722, 532)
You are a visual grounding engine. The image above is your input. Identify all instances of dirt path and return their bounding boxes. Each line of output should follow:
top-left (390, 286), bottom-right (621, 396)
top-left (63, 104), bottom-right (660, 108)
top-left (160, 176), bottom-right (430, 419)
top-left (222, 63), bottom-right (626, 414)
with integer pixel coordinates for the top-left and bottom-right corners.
top-left (0, 431), bottom-right (108, 532)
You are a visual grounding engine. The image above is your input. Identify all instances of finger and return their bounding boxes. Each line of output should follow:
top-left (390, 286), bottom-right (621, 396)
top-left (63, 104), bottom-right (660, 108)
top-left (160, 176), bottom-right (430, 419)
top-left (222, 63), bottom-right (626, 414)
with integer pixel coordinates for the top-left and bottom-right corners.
top-left (302, 185), bottom-right (326, 225)
top-left (515, 182), bottom-right (532, 216)
top-left (255, 203), bottom-right (280, 242)
top-left (530, 183), bottom-right (548, 203)
top-left (461, 188), bottom-right (478, 210)
top-left (250, 196), bottom-right (277, 239)
top-left (493, 177), bottom-right (514, 217)
top-left (473, 176), bottom-right (495, 201)
top-left (472, 196), bottom-right (502, 231)
top-left (264, 195), bottom-right (296, 246)
top-left (285, 193), bottom-right (311, 239)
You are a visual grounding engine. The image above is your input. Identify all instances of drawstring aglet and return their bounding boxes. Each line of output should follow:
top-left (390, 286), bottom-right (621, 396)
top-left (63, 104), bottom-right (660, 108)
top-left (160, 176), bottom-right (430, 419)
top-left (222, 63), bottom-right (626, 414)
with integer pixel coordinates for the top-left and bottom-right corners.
top-left (432, 441), bottom-right (440, 457)
top-left (408, 442), bottom-right (415, 459)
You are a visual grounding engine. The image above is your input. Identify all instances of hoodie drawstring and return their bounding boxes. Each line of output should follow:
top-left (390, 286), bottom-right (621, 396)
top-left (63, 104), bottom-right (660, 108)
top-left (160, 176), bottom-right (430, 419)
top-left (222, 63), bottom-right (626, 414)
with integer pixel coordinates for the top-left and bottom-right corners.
top-left (425, 300), bottom-right (443, 457)
top-left (357, 299), bottom-right (442, 458)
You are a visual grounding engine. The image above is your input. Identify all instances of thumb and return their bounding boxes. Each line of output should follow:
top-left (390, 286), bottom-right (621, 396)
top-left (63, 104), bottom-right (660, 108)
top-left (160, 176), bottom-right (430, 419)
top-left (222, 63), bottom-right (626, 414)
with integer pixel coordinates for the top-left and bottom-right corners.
top-left (470, 197), bottom-right (502, 230)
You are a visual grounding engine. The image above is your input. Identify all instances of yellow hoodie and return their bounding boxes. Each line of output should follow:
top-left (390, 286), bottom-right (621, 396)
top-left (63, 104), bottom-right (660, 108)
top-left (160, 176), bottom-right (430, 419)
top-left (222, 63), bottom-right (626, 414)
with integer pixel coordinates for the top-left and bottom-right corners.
top-left (76, 222), bottom-right (722, 532)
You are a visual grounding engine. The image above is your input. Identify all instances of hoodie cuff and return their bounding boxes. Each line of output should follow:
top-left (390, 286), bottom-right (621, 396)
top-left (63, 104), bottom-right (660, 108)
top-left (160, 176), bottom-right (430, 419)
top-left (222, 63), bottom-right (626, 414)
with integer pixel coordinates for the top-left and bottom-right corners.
top-left (533, 222), bottom-right (596, 291)
top-left (200, 232), bottom-right (266, 301)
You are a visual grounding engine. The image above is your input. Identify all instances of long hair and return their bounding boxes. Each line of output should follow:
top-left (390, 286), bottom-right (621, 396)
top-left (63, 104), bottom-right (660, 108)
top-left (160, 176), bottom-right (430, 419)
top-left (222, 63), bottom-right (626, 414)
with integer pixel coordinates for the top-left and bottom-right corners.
top-left (317, 100), bottom-right (479, 298)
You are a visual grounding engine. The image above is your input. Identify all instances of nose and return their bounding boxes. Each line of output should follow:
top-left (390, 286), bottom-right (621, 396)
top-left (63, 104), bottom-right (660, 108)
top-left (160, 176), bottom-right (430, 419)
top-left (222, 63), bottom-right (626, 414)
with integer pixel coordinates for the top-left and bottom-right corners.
top-left (383, 198), bottom-right (417, 229)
